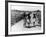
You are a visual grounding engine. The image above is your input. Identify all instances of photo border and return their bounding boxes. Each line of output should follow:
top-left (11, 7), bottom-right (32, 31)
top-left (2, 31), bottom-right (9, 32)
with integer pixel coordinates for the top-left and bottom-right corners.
top-left (5, 1), bottom-right (45, 36)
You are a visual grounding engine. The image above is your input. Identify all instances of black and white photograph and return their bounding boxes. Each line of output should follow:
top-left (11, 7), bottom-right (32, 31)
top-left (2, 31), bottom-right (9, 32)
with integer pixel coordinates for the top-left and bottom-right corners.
top-left (7, 1), bottom-right (45, 36)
